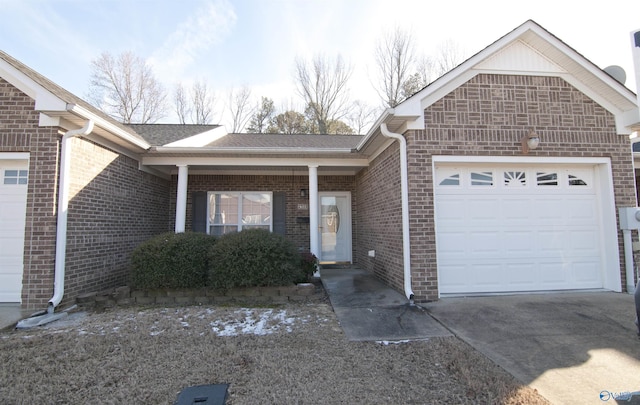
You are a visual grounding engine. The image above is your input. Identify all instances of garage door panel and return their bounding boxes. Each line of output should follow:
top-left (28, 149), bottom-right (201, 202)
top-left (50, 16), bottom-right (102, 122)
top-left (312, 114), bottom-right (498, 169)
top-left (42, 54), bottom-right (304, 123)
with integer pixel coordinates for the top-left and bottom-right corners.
top-left (436, 163), bottom-right (605, 295)
top-left (503, 231), bottom-right (535, 254)
top-left (0, 160), bottom-right (28, 303)
top-left (469, 231), bottom-right (500, 256)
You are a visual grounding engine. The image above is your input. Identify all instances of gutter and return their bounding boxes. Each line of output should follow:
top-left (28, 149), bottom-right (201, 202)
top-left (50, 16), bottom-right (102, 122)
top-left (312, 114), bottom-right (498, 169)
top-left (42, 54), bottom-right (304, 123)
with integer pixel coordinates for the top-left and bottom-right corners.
top-left (49, 119), bottom-right (95, 311)
top-left (151, 146), bottom-right (355, 154)
top-left (17, 120), bottom-right (94, 329)
top-left (380, 123), bottom-right (415, 302)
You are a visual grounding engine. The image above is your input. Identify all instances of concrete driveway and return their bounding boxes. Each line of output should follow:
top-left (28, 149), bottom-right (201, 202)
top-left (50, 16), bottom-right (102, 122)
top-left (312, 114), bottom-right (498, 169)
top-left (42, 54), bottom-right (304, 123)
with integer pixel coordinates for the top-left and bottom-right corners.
top-left (426, 292), bottom-right (640, 405)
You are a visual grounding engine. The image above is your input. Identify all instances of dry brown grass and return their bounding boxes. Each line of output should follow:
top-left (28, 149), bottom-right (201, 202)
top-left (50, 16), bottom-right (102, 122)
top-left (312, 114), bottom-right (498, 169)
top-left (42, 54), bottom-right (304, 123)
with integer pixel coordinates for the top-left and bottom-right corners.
top-left (0, 303), bottom-right (548, 404)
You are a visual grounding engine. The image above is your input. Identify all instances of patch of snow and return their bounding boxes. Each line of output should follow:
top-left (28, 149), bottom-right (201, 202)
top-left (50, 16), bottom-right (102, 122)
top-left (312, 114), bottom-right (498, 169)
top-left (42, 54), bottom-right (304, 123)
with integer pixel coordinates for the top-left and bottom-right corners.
top-left (210, 308), bottom-right (296, 337)
top-left (376, 339), bottom-right (412, 346)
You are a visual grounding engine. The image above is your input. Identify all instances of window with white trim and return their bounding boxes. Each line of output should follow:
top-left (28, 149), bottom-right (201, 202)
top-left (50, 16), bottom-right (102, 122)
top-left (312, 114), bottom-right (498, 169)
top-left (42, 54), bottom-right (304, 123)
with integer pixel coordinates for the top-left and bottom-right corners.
top-left (207, 192), bottom-right (272, 236)
top-left (470, 171), bottom-right (493, 186)
top-left (3, 169), bottom-right (28, 185)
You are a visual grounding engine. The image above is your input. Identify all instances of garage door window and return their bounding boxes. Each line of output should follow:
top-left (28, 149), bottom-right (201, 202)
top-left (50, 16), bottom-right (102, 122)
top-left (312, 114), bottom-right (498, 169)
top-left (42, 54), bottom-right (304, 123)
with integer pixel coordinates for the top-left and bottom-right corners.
top-left (3, 169), bottom-right (28, 185)
top-left (536, 172), bottom-right (558, 186)
top-left (504, 171), bottom-right (526, 187)
top-left (568, 174), bottom-right (587, 186)
top-left (470, 171), bottom-right (493, 186)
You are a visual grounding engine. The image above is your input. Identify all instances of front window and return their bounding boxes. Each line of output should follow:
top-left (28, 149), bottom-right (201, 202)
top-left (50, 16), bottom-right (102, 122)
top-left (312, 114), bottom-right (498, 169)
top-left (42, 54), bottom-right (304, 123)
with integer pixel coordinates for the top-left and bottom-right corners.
top-left (207, 192), bottom-right (272, 236)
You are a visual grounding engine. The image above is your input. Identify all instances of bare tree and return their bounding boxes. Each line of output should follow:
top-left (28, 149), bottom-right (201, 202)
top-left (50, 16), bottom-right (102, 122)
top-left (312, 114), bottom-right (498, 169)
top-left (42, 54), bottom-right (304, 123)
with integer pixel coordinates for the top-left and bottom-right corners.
top-left (191, 80), bottom-right (215, 125)
top-left (347, 100), bottom-right (379, 134)
top-left (435, 39), bottom-right (466, 76)
top-left (294, 54), bottom-right (352, 134)
top-left (174, 83), bottom-right (190, 124)
top-left (88, 51), bottom-right (168, 123)
top-left (246, 96), bottom-right (275, 133)
top-left (174, 80), bottom-right (216, 125)
top-left (373, 27), bottom-right (415, 108)
top-left (226, 86), bottom-right (254, 133)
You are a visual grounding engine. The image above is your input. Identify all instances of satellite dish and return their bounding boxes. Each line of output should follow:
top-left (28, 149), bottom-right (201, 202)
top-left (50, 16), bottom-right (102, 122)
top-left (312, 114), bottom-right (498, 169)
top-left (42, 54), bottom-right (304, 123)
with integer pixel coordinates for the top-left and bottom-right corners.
top-left (604, 65), bottom-right (627, 84)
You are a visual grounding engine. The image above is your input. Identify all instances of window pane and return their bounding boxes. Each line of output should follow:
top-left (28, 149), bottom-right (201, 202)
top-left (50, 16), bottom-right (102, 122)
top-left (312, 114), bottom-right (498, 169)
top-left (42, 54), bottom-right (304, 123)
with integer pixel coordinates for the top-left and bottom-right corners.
top-left (568, 174), bottom-right (587, 186)
top-left (242, 193), bottom-right (271, 225)
top-left (439, 174), bottom-right (460, 186)
top-left (504, 171), bottom-right (526, 187)
top-left (5, 170), bottom-right (17, 177)
top-left (537, 172), bottom-right (558, 186)
top-left (210, 225), bottom-right (238, 237)
top-left (3, 177), bottom-right (17, 185)
top-left (470, 171), bottom-right (493, 186)
top-left (209, 193), bottom-right (238, 225)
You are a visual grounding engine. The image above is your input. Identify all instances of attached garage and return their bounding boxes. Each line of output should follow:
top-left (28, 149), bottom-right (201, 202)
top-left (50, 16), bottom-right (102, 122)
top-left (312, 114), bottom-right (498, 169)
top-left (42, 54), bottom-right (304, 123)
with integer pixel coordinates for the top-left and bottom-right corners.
top-left (434, 158), bottom-right (621, 296)
top-left (0, 154), bottom-right (29, 303)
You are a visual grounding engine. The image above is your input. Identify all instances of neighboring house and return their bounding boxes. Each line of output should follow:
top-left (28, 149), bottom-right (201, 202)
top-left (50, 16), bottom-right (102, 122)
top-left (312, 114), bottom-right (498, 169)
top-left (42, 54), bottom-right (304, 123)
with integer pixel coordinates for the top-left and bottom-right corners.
top-left (1, 20), bottom-right (639, 311)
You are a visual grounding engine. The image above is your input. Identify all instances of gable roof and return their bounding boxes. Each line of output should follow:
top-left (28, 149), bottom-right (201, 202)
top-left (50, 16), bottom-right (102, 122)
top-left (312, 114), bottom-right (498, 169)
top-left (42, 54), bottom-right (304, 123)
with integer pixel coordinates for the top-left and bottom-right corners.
top-left (206, 133), bottom-right (363, 150)
top-left (0, 50), bottom-right (149, 151)
top-left (385, 19), bottom-right (639, 136)
top-left (127, 124), bottom-right (221, 146)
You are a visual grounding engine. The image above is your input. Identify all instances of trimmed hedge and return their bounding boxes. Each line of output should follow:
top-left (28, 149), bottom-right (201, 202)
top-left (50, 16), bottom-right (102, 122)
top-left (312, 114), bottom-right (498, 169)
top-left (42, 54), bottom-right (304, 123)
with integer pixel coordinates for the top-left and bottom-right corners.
top-left (208, 228), bottom-right (310, 290)
top-left (130, 232), bottom-right (217, 290)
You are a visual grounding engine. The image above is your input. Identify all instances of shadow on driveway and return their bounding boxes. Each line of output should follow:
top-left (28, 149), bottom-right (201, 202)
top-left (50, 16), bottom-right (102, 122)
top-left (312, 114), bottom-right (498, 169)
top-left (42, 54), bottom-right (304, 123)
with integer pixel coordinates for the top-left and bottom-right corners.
top-left (426, 292), bottom-right (640, 405)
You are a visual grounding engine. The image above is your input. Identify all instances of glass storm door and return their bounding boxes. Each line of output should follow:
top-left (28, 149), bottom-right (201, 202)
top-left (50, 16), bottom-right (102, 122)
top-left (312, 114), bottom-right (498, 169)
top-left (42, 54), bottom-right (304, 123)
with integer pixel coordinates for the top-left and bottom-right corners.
top-left (319, 192), bottom-right (352, 263)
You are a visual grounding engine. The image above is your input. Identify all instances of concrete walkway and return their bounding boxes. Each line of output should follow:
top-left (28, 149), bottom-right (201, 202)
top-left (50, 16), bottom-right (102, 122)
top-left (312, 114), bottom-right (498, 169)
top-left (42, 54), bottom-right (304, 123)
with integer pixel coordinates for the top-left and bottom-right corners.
top-left (0, 304), bottom-right (34, 330)
top-left (320, 267), bottom-right (451, 341)
top-left (426, 292), bottom-right (640, 405)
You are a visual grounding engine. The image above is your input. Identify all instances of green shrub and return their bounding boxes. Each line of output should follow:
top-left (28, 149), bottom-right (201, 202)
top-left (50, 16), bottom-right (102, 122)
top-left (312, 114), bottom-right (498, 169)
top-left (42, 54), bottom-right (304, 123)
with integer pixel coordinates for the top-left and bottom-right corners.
top-left (208, 228), bottom-right (307, 289)
top-left (130, 232), bottom-right (217, 289)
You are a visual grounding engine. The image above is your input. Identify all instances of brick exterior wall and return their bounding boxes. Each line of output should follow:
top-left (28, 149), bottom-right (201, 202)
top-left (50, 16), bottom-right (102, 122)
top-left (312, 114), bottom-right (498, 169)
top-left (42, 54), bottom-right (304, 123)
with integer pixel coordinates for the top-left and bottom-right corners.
top-left (171, 174), bottom-right (357, 257)
top-left (65, 138), bottom-right (171, 307)
top-left (355, 143), bottom-right (405, 293)
top-left (0, 78), bottom-right (171, 309)
top-left (403, 74), bottom-right (636, 301)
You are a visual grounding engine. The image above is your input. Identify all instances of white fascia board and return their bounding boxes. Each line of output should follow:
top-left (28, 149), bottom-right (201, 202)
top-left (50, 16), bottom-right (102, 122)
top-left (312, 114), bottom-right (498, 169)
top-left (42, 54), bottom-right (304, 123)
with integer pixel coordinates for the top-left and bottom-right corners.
top-left (141, 155), bottom-right (369, 167)
top-left (66, 104), bottom-right (150, 150)
top-left (163, 126), bottom-right (228, 147)
top-left (433, 155), bottom-right (612, 165)
top-left (152, 146), bottom-right (354, 154)
top-left (0, 152), bottom-right (30, 160)
top-left (356, 109), bottom-right (394, 150)
top-left (0, 59), bottom-right (67, 111)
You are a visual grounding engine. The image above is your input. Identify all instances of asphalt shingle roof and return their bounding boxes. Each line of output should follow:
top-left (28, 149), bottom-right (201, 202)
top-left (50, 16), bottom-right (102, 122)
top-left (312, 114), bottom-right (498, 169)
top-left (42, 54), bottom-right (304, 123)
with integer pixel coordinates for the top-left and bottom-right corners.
top-left (127, 124), bottom-right (220, 146)
top-left (206, 133), bottom-right (363, 149)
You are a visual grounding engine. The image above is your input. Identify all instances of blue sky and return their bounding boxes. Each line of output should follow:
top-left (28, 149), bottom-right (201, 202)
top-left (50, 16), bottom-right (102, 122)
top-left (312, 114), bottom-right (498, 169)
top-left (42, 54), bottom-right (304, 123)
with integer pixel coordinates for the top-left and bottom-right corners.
top-left (1, 0), bottom-right (639, 125)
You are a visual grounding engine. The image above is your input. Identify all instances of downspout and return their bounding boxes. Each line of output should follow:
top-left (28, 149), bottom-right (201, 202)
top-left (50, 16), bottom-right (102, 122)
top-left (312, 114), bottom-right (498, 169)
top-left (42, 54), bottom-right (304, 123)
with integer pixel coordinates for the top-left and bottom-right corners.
top-left (380, 123), bottom-right (414, 302)
top-left (49, 119), bottom-right (94, 313)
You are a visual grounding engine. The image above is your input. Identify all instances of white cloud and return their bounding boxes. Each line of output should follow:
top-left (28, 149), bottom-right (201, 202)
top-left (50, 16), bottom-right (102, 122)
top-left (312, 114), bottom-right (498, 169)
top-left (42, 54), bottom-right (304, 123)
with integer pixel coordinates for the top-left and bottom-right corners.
top-left (149, 0), bottom-right (237, 85)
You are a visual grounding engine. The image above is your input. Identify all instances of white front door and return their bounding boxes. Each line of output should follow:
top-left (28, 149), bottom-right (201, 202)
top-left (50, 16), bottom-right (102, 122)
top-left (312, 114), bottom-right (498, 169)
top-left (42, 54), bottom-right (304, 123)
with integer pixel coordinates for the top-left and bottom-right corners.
top-left (0, 158), bottom-right (29, 303)
top-left (319, 192), bottom-right (352, 263)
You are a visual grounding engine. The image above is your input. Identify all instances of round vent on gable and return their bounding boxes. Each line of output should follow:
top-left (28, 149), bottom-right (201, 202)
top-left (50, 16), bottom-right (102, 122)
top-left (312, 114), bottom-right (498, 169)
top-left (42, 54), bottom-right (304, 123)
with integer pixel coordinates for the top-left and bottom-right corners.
top-left (604, 65), bottom-right (627, 84)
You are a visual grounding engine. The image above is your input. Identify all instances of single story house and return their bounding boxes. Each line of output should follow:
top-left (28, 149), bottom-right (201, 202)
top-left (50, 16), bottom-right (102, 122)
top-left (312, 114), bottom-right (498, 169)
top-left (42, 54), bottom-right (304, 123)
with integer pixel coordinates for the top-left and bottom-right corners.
top-left (1, 20), bottom-right (639, 311)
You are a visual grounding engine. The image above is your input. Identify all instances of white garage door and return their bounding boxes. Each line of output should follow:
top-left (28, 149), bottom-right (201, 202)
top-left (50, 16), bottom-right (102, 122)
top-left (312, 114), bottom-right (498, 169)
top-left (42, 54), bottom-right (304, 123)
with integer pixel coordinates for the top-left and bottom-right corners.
top-left (435, 163), bottom-right (605, 295)
top-left (0, 159), bottom-right (29, 303)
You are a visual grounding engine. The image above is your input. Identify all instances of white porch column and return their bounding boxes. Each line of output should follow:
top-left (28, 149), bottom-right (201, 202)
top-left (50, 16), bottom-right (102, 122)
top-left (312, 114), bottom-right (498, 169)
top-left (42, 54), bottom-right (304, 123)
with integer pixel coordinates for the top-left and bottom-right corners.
top-left (175, 165), bottom-right (189, 233)
top-left (308, 165), bottom-right (320, 258)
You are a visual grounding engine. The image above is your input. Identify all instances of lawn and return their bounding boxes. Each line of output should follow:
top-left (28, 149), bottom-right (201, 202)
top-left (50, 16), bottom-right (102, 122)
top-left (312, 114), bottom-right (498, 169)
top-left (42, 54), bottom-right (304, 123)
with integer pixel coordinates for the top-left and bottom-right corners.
top-left (0, 302), bottom-right (549, 404)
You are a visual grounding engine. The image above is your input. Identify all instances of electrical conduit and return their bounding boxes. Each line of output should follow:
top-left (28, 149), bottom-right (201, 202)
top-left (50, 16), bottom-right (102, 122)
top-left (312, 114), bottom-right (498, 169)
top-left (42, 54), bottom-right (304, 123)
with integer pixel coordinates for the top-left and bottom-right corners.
top-left (380, 123), bottom-right (414, 302)
top-left (49, 120), bottom-right (94, 313)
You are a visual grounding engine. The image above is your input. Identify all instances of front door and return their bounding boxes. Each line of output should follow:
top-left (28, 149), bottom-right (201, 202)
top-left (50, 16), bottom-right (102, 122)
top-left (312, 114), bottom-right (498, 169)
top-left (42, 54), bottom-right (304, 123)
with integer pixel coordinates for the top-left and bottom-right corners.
top-left (318, 192), bottom-right (352, 263)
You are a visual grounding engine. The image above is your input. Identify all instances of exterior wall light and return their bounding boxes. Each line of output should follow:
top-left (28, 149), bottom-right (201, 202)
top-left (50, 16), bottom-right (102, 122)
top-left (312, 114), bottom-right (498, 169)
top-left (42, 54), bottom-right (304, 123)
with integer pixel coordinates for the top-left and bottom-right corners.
top-left (521, 131), bottom-right (540, 154)
top-left (300, 188), bottom-right (308, 197)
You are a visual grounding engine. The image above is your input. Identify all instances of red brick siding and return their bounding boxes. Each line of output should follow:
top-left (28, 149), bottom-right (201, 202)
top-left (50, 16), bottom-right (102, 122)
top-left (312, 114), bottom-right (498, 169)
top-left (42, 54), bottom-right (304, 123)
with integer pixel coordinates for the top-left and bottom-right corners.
top-left (355, 143), bottom-right (405, 292)
top-left (1, 78), bottom-right (59, 309)
top-left (65, 138), bottom-right (171, 306)
top-left (406, 74), bottom-right (636, 301)
top-left (171, 174), bottom-right (357, 257)
top-left (0, 78), bottom-right (171, 309)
